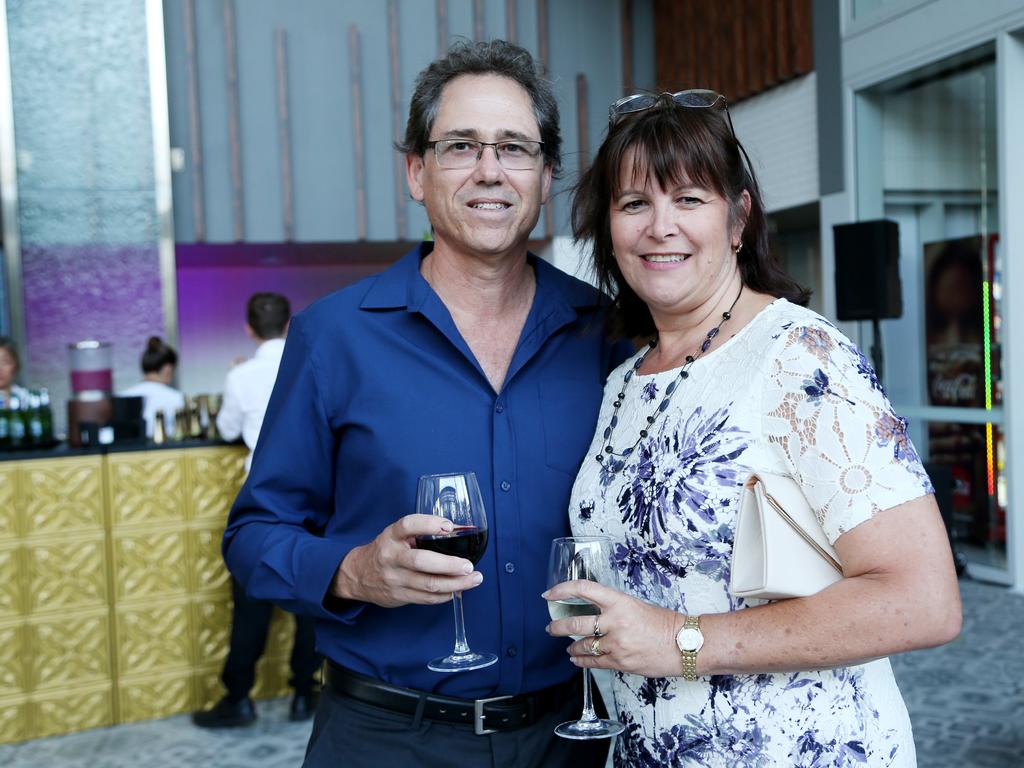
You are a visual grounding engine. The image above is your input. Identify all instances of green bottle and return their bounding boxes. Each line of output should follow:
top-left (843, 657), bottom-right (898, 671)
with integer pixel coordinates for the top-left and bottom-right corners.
top-left (38, 388), bottom-right (53, 442)
top-left (27, 392), bottom-right (44, 444)
top-left (0, 393), bottom-right (9, 448)
top-left (8, 395), bottom-right (26, 448)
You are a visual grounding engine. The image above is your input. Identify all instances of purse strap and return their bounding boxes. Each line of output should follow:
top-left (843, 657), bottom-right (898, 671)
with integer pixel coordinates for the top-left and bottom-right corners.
top-left (761, 490), bottom-right (843, 574)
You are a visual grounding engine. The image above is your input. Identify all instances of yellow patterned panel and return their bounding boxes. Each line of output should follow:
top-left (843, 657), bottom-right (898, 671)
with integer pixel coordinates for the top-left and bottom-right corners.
top-left (192, 598), bottom-right (231, 667)
top-left (0, 623), bottom-right (25, 696)
top-left (116, 602), bottom-right (191, 676)
top-left (189, 526), bottom-right (231, 594)
top-left (30, 685), bottom-right (113, 739)
top-left (265, 607), bottom-right (296, 659)
top-left (194, 664), bottom-right (226, 710)
top-left (23, 536), bottom-right (107, 613)
top-left (0, 696), bottom-right (29, 744)
top-left (252, 655), bottom-right (291, 699)
top-left (0, 544), bottom-right (21, 618)
top-left (28, 611), bottom-right (110, 690)
top-left (187, 448), bottom-right (246, 521)
top-left (20, 458), bottom-right (104, 535)
top-left (0, 464), bottom-right (17, 539)
top-left (113, 529), bottom-right (188, 601)
top-left (107, 454), bottom-right (186, 525)
top-left (118, 672), bottom-right (191, 723)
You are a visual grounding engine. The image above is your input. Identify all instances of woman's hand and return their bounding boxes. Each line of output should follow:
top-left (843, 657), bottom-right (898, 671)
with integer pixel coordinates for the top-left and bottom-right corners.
top-left (543, 580), bottom-right (683, 678)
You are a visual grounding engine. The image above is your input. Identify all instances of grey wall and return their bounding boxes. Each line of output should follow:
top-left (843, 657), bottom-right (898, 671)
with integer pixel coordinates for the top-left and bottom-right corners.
top-left (163, 0), bottom-right (654, 245)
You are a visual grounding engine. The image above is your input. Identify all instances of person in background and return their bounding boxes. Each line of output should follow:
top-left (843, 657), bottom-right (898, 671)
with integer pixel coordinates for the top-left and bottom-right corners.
top-left (0, 336), bottom-right (28, 404)
top-left (120, 336), bottom-right (185, 438)
top-left (193, 291), bottom-right (321, 727)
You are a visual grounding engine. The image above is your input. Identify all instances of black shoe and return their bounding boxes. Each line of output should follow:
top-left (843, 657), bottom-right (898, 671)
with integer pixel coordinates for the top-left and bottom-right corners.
top-left (192, 696), bottom-right (257, 728)
top-left (289, 690), bottom-right (319, 722)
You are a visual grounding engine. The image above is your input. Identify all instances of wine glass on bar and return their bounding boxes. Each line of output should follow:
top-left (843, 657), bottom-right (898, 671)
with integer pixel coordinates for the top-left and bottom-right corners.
top-left (415, 471), bottom-right (498, 673)
top-left (546, 535), bottom-right (624, 739)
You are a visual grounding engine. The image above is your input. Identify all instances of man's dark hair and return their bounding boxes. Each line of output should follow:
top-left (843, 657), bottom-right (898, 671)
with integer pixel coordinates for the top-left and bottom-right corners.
top-left (247, 293), bottom-right (291, 340)
top-left (141, 336), bottom-right (178, 374)
top-left (572, 100), bottom-right (809, 339)
top-left (396, 39), bottom-right (562, 176)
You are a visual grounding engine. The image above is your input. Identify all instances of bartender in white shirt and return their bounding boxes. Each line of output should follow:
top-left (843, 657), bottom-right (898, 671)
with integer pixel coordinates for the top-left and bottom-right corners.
top-left (215, 293), bottom-right (290, 473)
top-left (194, 291), bottom-right (320, 728)
top-left (120, 337), bottom-right (185, 438)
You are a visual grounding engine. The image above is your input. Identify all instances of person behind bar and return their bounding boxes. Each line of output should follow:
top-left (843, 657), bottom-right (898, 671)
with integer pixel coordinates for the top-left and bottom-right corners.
top-left (545, 90), bottom-right (962, 766)
top-left (119, 336), bottom-right (185, 439)
top-left (193, 292), bottom-right (321, 727)
top-left (223, 40), bottom-right (630, 767)
top-left (0, 336), bottom-right (29, 404)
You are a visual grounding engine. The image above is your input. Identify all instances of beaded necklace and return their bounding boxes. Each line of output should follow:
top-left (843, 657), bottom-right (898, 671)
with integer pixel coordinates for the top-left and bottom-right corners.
top-left (595, 284), bottom-right (744, 473)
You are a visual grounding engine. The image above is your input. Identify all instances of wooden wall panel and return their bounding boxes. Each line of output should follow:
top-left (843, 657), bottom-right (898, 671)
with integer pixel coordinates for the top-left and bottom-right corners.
top-left (655, 0), bottom-right (813, 102)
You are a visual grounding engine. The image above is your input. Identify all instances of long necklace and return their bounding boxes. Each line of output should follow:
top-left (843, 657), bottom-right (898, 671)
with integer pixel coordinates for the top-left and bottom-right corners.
top-left (596, 284), bottom-right (744, 473)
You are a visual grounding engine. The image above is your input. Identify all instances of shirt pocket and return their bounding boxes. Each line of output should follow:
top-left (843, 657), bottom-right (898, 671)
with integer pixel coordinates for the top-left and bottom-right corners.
top-left (538, 377), bottom-right (604, 476)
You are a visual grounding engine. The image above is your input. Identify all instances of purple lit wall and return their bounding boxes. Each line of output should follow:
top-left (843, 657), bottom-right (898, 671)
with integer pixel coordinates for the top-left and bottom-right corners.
top-left (175, 243), bottom-right (405, 395)
top-left (21, 244), bottom-right (166, 432)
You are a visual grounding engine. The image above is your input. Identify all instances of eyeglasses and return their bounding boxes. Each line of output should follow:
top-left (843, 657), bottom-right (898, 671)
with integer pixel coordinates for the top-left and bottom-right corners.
top-left (425, 138), bottom-right (545, 170)
top-left (608, 89), bottom-right (736, 139)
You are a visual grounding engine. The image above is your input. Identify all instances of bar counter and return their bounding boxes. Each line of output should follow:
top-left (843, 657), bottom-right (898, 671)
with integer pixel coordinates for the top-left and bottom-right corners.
top-left (0, 441), bottom-right (297, 744)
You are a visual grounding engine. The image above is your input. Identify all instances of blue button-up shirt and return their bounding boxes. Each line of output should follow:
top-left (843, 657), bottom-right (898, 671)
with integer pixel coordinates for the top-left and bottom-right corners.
top-left (223, 243), bottom-right (630, 698)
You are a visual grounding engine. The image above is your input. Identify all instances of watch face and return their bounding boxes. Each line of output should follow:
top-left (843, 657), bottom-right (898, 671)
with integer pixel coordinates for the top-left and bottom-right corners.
top-left (676, 627), bottom-right (704, 653)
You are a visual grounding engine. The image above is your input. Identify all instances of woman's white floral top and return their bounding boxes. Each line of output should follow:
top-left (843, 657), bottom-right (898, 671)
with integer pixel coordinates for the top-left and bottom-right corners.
top-left (570, 299), bottom-right (931, 767)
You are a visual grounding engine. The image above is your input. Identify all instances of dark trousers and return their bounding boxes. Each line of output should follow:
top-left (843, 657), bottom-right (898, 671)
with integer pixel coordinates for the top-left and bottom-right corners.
top-left (221, 577), bottom-right (321, 700)
top-left (302, 680), bottom-right (611, 768)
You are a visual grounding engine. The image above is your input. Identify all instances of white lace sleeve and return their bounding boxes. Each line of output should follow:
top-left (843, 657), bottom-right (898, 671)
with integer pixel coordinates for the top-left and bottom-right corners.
top-left (760, 320), bottom-right (933, 544)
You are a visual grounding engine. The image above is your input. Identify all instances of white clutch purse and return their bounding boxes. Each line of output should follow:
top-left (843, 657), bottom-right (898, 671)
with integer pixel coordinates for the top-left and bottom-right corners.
top-left (730, 472), bottom-right (843, 600)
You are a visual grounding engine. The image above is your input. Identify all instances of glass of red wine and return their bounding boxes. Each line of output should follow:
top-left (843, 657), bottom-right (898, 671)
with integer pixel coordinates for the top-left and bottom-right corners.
top-left (415, 471), bottom-right (497, 673)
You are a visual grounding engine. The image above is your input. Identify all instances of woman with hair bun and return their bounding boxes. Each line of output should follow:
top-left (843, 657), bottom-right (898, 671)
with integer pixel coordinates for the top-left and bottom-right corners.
top-left (120, 336), bottom-right (185, 438)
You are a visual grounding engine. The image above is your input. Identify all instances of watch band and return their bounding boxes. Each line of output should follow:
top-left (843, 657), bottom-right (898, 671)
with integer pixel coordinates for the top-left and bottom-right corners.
top-left (679, 615), bottom-right (700, 681)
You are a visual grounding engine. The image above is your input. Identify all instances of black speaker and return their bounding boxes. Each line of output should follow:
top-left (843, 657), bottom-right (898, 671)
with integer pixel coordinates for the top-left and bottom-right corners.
top-left (833, 220), bottom-right (903, 320)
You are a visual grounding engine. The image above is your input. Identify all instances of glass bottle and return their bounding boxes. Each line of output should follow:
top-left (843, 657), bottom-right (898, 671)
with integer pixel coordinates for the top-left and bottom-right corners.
top-left (38, 388), bottom-right (54, 442)
top-left (27, 392), bottom-right (44, 444)
top-left (8, 395), bottom-right (26, 448)
top-left (0, 393), bottom-right (9, 448)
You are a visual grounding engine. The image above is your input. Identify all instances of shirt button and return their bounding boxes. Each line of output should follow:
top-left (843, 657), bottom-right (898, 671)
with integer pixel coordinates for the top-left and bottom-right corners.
top-left (495, 402), bottom-right (505, 413)
top-left (504, 561), bottom-right (516, 574)
top-left (506, 645), bottom-right (518, 657)
top-left (500, 481), bottom-right (511, 492)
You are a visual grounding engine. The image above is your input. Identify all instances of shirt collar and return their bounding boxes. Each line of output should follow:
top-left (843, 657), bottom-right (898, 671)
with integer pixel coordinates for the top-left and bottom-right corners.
top-left (255, 338), bottom-right (286, 358)
top-left (359, 241), bottom-right (606, 313)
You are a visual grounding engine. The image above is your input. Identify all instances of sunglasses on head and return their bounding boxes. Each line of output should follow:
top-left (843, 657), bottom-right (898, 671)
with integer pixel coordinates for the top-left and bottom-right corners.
top-left (608, 89), bottom-right (736, 139)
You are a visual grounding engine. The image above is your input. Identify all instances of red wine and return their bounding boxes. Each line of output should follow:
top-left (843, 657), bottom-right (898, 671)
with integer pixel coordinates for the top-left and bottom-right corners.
top-left (416, 526), bottom-right (488, 565)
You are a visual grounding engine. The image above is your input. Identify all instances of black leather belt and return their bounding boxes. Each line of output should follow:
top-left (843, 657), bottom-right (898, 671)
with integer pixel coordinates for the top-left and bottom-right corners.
top-left (325, 662), bottom-right (576, 735)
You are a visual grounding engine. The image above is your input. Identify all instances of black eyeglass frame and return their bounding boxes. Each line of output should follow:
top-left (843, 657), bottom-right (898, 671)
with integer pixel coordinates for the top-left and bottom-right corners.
top-left (424, 138), bottom-right (546, 170)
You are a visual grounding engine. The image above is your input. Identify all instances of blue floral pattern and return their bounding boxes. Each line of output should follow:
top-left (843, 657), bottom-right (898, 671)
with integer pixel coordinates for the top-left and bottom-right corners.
top-left (570, 300), bottom-right (927, 766)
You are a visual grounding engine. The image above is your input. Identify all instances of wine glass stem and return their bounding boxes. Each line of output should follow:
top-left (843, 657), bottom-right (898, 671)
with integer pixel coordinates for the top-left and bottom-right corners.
top-left (578, 668), bottom-right (599, 724)
top-left (451, 592), bottom-right (471, 655)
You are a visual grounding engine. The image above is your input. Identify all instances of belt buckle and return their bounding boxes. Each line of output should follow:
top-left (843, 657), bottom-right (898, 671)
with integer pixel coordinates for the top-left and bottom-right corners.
top-left (473, 694), bottom-right (514, 735)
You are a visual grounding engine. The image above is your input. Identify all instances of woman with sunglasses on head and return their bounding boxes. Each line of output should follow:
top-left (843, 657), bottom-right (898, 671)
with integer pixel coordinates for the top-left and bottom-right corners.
top-left (543, 91), bottom-right (961, 766)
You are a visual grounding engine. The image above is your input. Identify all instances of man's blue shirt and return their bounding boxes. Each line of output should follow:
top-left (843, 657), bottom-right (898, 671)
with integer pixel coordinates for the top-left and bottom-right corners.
top-left (223, 243), bottom-right (631, 698)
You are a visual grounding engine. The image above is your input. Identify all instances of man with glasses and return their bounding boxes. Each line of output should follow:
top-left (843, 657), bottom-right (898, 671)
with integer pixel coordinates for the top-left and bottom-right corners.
top-left (223, 40), bottom-right (628, 767)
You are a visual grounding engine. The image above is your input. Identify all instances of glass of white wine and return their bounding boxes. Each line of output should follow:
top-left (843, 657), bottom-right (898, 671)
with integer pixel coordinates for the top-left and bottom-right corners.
top-left (546, 535), bottom-right (624, 740)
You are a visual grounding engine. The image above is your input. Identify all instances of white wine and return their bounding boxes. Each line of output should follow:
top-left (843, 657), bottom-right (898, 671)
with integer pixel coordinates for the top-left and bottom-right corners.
top-left (548, 598), bottom-right (601, 640)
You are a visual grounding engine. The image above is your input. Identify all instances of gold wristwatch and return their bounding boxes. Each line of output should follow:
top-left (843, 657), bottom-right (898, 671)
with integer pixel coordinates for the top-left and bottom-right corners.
top-left (675, 615), bottom-right (704, 681)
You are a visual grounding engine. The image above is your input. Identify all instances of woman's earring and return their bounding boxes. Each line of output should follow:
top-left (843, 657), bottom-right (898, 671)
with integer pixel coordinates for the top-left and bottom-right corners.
top-left (734, 242), bottom-right (743, 255)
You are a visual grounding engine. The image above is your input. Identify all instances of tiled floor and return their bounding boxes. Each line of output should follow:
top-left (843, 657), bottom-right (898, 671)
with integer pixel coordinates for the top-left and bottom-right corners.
top-left (1, 578), bottom-right (1020, 767)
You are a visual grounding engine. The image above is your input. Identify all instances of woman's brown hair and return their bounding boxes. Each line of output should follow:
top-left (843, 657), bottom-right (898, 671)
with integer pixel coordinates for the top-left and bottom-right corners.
top-left (572, 97), bottom-right (809, 339)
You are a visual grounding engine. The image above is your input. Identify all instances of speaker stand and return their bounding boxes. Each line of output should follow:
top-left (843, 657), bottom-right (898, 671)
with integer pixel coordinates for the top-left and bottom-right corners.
top-left (870, 317), bottom-right (884, 384)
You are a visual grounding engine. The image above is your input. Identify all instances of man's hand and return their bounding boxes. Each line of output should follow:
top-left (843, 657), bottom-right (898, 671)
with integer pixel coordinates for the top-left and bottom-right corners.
top-left (330, 514), bottom-right (484, 607)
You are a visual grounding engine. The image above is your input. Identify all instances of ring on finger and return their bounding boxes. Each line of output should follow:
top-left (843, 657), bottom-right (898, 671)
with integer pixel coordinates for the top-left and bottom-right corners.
top-left (592, 616), bottom-right (604, 637)
top-left (589, 637), bottom-right (604, 656)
